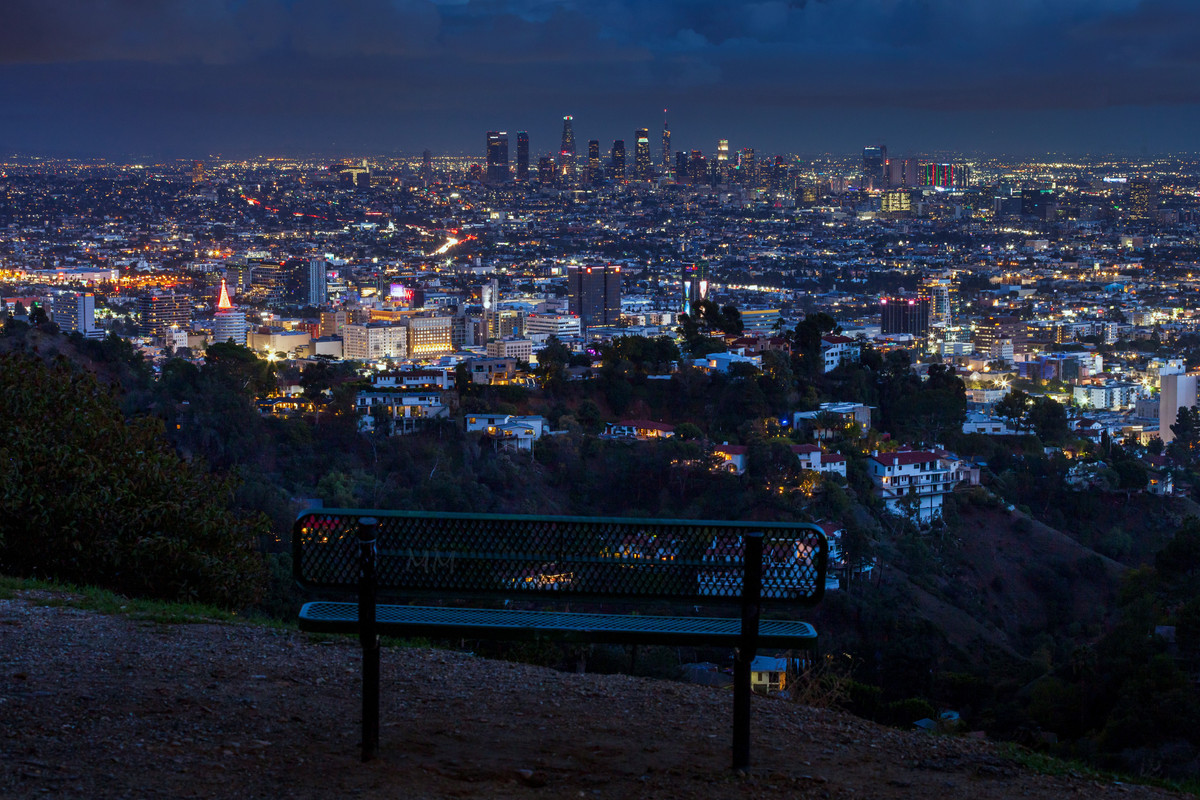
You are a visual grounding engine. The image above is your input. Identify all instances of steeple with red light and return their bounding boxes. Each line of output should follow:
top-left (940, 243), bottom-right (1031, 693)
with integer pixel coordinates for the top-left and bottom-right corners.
top-left (216, 278), bottom-right (233, 311)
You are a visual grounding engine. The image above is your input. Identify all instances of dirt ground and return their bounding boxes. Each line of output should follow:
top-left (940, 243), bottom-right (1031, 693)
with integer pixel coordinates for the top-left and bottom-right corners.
top-left (0, 592), bottom-right (1185, 800)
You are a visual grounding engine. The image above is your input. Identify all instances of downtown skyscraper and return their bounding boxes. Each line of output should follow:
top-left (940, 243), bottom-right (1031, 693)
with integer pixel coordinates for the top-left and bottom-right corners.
top-left (515, 132), bottom-right (529, 183)
top-left (560, 115), bottom-right (576, 184)
top-left (635, 128), bottom-right (651, 180)
top-left (486, 131), bottom-right (509, 184)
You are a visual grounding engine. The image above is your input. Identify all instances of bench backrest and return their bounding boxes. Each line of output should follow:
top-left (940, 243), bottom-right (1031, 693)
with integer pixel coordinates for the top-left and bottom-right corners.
top-left (294, 509), bottom-right (828, 609)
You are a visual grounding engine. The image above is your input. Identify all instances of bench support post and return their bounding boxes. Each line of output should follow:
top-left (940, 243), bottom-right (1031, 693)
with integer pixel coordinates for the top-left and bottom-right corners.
top-left (358, 517), bottom-right (380, 762)
top-left (733, 531), bottom-right (763, 772)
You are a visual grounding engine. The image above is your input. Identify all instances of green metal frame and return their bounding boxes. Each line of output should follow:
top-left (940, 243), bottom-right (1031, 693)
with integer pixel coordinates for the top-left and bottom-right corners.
top-left (292, 509), bottom-right (828, 771)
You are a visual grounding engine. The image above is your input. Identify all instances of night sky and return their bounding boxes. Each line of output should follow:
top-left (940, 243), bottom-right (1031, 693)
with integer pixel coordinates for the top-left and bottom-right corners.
top-left (2, 0), bottom-right (1199, 159)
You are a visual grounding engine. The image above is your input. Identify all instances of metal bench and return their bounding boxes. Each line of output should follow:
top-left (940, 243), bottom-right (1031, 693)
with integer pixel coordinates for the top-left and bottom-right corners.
top-left (293, 508), bottom-right (828, 769)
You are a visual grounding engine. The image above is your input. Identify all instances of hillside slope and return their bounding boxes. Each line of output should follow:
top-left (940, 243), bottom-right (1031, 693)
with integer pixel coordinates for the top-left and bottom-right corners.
top-left (0, 592), bottom-right (1184, 800)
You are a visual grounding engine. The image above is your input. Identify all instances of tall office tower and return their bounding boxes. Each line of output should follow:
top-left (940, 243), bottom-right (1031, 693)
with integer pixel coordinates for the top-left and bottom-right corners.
top-left (675, 151), bottom-right (689, 182)
top-left (921, 273), bottom-right (955, 327)
top-left (559, 115), bottom-right (576, 184)
top-left (888, 157), bottom-right (922, 188)
top-left (922, 163), bottom-right (970, 189)
top-left (212, 279), bottom-right (247, 345)
top-left (738, 148), bottom-right (756, 185)
top-left (537, 155), bottom-right (556, 184)
top-left (863, 145), bottom-right (886, 189)
top-left (611, 140), bottom-right (626, 182)
top-left (421, 149), bottom-right (433, 184)
top-left (770, 155), bottom-right (788, 191)
top-left (485, 131), bottom-right (509, 184)
top-left (481, 278), bottom-right (500, 339)
top-left (973, 314), bottom-right (1026, 354)
top-left (1021, 189), bottom-right (1056, 220)
top-left (53, 292), bottom-right (102, 339)
top-left (1161, 372), bottom-right (1199, 444)
top-left (515, 132), bottom-right (529, 183)
top-left (587, 139), bottom-right (600, 185)
top-left (717, 139), bottom-right (730, 163)
top-left (567, 264), bottom-right (622, 331)
top-left (689, 150), bottom-right (707, 185)
top-left (681, 262), bottom-right (707, 316)
top-left (662, 116), bottom-right (672, 178)
top-left (307, 257), bottom-right (328, 307)
top-left (879, 296), bottom-right (931, 337)
top-left (191, 160), bottom-right (204, 185)
top-left (634, 128), bottom-right (651, 180)
top-left (1128, 178), bottom-right (1155, 221)
top-left (137, 292), bottom-right (192, 338)
top-left (716, 139), bottom-right (731, 183)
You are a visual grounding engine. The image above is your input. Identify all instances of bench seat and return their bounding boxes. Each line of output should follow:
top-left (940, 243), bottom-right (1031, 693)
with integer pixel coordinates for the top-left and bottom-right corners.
top-left (299, 601), bottom-right (819, 648)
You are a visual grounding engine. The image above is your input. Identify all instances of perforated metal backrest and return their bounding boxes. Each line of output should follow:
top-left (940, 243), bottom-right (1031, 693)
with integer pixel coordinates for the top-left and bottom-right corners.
top-left (294, 509), bottom-right (827, 607)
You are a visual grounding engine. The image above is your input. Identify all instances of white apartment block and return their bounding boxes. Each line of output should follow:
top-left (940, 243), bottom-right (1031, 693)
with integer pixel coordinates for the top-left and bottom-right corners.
top-left (486, 337), bottom-right (533, 361)
top-left (523, 313), bottom-right (581, 339)
top-left (343, 322), bottom-right (408, 361)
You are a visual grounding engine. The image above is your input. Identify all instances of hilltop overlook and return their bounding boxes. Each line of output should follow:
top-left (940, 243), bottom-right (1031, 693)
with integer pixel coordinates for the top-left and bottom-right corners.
top-left (0, 591), bottom-right (1185, 800)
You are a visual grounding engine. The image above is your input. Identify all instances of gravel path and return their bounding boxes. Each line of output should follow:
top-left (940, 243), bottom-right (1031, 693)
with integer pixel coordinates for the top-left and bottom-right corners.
top-left (0, 592), bottom-right (1184, 799)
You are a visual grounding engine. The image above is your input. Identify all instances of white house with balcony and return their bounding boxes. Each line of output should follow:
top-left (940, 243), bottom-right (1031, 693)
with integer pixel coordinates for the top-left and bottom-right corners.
top-left (790, 444), bottom-right (847, 478)
top-left (867, 449), bottom-right (961, 523)
top-left (356, 391), bottom-right (448, 435)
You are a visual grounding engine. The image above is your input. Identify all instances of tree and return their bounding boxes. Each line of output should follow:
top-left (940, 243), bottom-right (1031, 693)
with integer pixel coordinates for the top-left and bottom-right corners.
top-left (995, 389), bottom-right (1031, 432)
top-left (1169, 406), bottom-right (1200, 466)
top-left (0, 351), bottom-right (267, 609)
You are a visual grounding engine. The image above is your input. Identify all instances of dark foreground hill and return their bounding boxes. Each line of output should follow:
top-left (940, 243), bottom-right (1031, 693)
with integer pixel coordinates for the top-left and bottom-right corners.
top-left (0, 591), bottom-right (1184, 800)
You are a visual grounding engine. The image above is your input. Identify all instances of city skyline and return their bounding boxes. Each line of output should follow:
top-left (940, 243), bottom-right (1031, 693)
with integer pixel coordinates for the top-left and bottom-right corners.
top-left (2, 1), bottom-right (1200, 158)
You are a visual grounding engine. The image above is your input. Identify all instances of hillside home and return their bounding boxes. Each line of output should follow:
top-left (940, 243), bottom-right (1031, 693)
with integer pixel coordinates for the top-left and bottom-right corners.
top-left (604, 420), bottom-right (676, 440)
top-left (356, 391), bottom-right (448, 435)
top-left (867, 449), bottom-right (960, 523)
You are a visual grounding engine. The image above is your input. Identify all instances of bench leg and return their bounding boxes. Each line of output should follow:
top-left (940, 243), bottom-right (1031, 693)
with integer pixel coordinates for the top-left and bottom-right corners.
top-left (363, 635), bottom-right (380, 762)
top-left (732, 647), bottom-right (752, 771)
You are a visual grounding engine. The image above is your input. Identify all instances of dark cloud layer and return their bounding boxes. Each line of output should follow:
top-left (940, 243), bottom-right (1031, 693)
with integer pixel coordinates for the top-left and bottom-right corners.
top-left (0, 0), bottom-right (1198, 156)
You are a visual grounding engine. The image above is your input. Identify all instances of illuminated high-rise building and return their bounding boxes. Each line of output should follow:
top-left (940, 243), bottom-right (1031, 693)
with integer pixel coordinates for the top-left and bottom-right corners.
top-left (567, 264), bottom-right (622, 331)
top-left (53, 291), bottom-right (101, 339)
top-left (634, 128), bottom-right (651, 180)
top-left (921, 273), bottom-right (955, 327)
top-left (515, 132), bottom-right (529, 183)
top-left (611, 140), bottom-right (626, 182)
top-left (1128, 178), bottom-right (1155, 221)
top-left (681, 262), bottom-right (708, 316)
top-left (537, 155), bottom-right (556, 184)
top-left (688, 150), bottom-right (707, 185)
top-left (587, 139), bottom-right (600, 185)
top-left (662, 115), bottom-right (672, 178)
top-left (485, 131), bottom-right (509, 184)
top-left (922, 162), bottom-right (970, 189)
top-left (191, 160), bottom-right (204, 186)
top-left (769, 155), bottom-right (788, 192)
top-left (738, 148), bottom-right (756, 186)
top-left (880, 296), bottom-right (930, 337)
top-left (482, 279), bottom-right (500, 339)
top-left (559, 115), bottom-right (576, 184)
top-left (421, 149), bottom-right (433, 184)
top-left (137, 292), bottom-right (191, 338)
top-left (863, 145), bottom-right (887, 188)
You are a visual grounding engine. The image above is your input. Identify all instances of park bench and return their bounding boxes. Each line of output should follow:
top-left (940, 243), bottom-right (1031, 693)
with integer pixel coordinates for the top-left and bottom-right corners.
top-left (293, 508), bottom-right (828, 769)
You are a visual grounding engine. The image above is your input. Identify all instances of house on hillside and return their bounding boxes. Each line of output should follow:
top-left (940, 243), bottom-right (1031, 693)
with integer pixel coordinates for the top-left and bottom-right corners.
top-left (790, 444), bottom-right (847, 478)
top-left (820, 335), bottom-right (861, 373)
top-left (794, 402), bottom-right (872, 439)
top-left (604, 420), bottom-right (676, 440)
top-left (356, 391), bottom-right (449, 435)
top-left (867, 448), bottom-right (960, 523)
